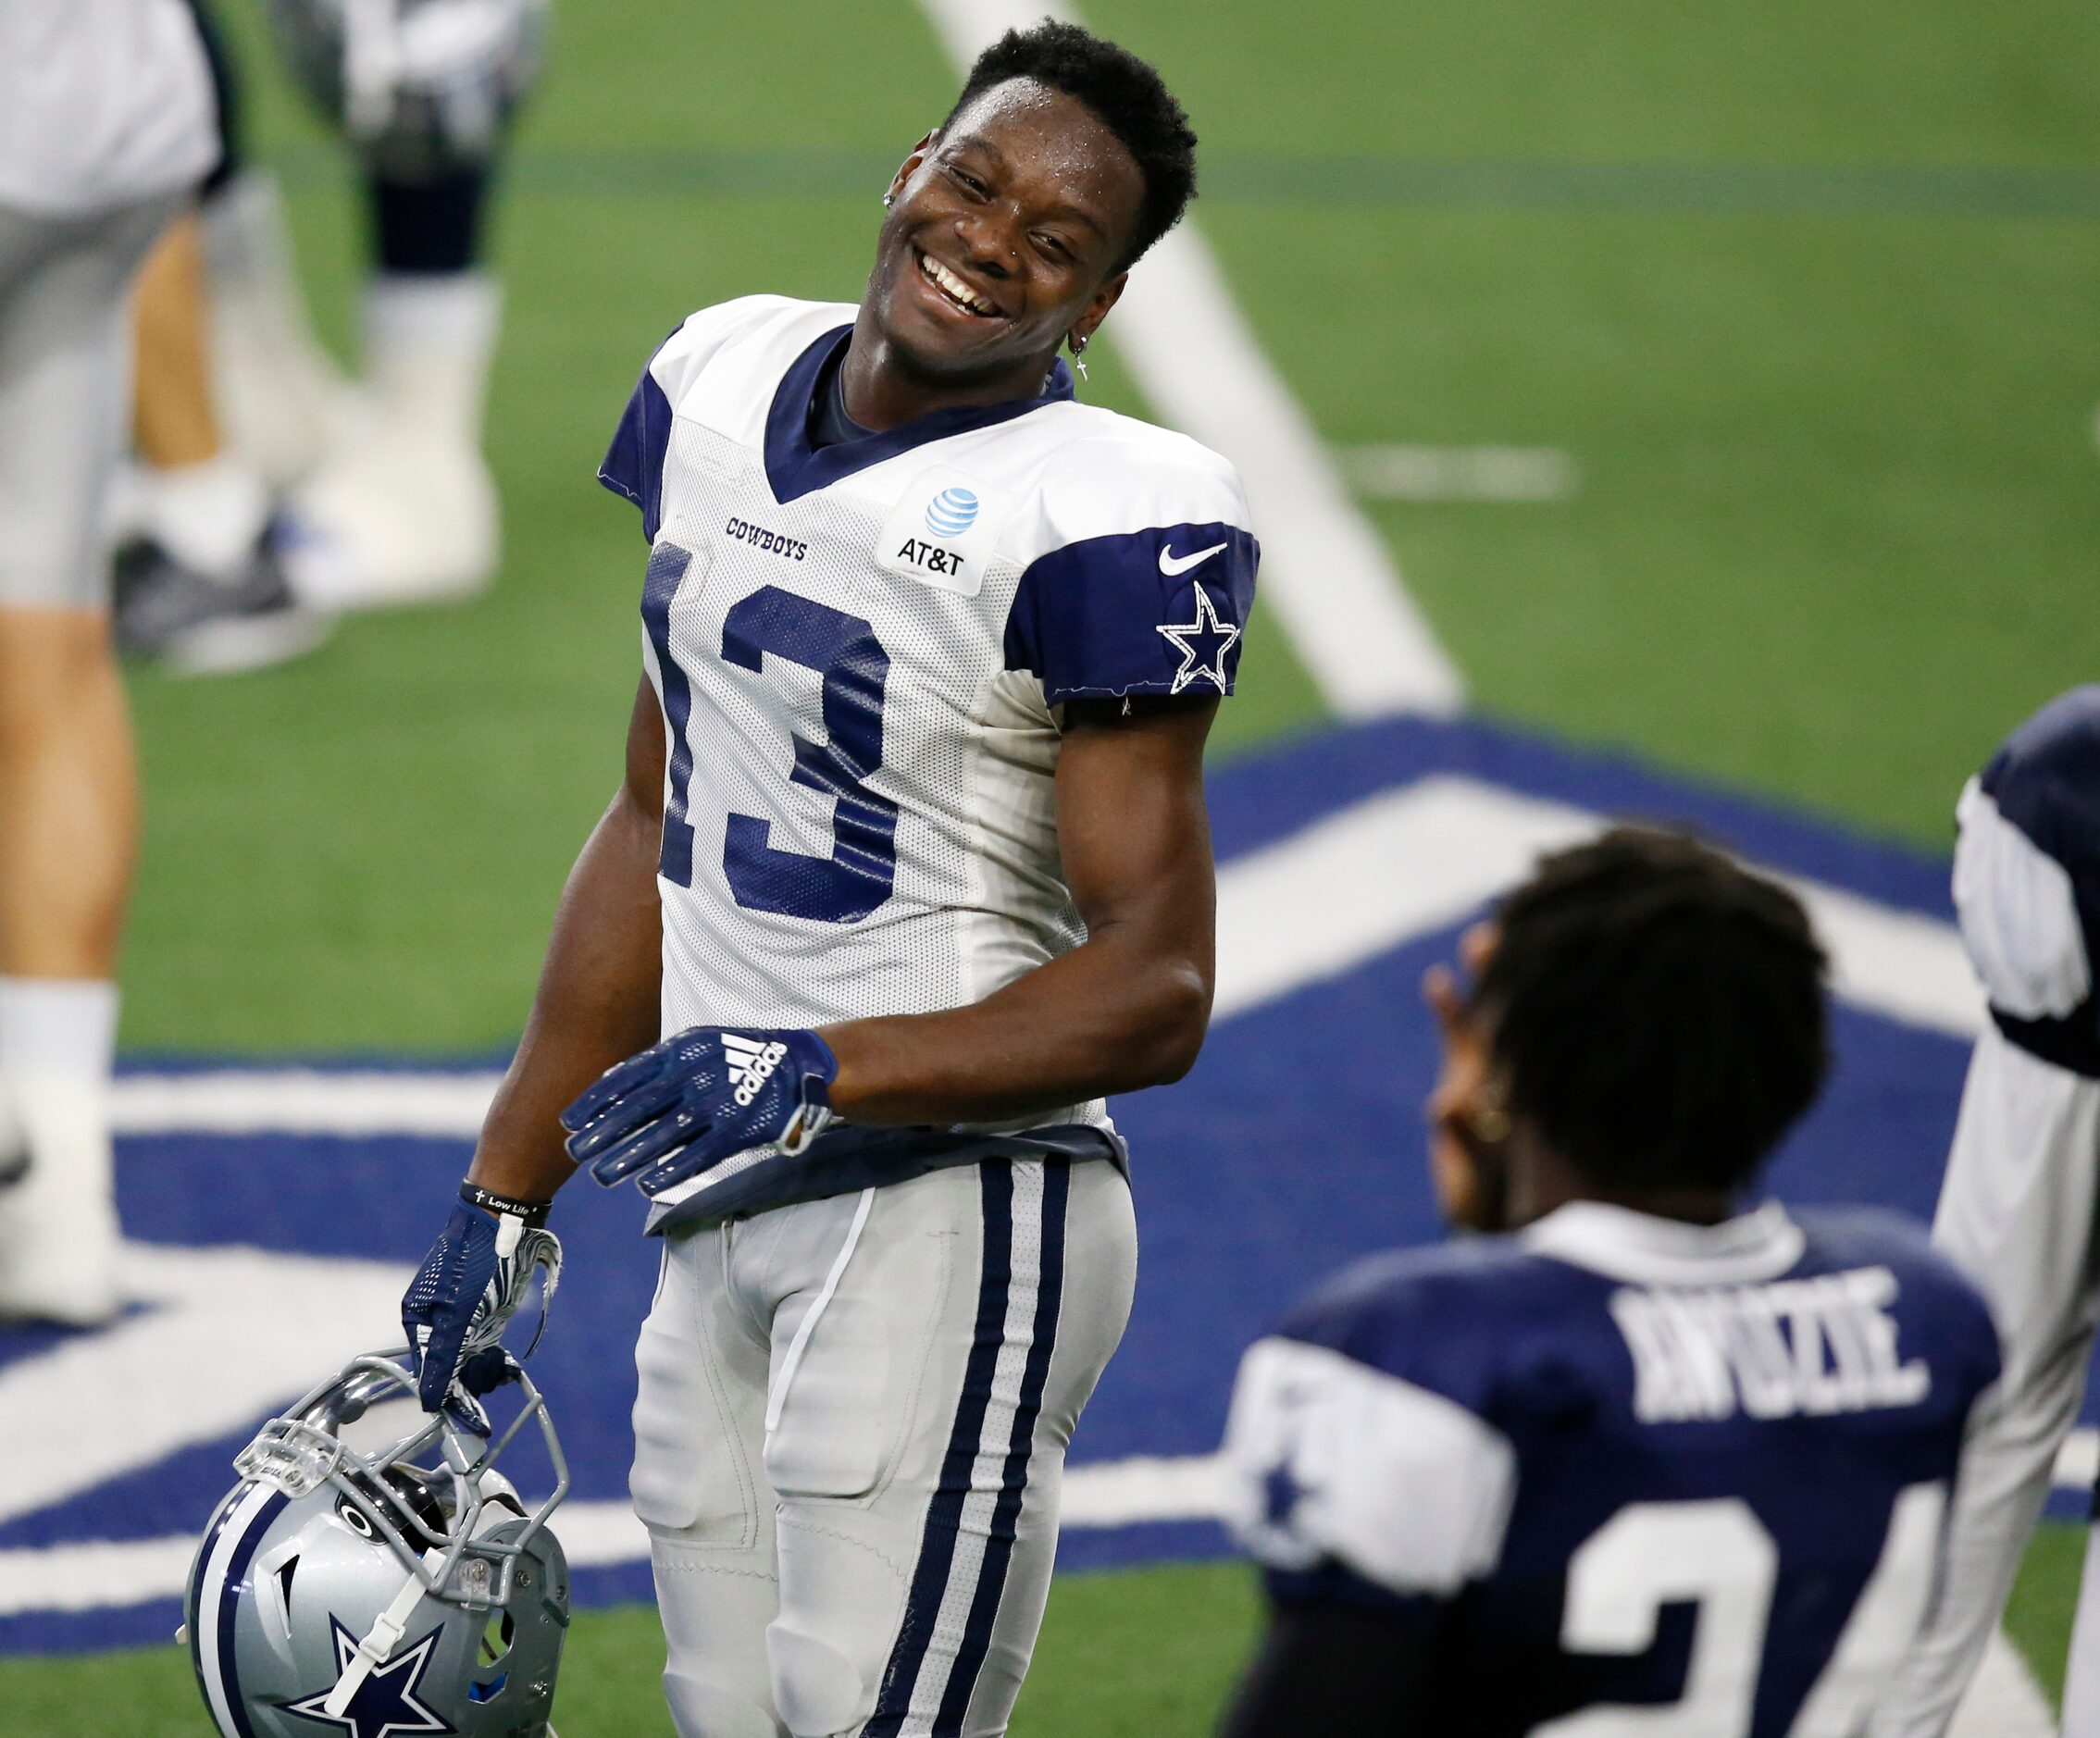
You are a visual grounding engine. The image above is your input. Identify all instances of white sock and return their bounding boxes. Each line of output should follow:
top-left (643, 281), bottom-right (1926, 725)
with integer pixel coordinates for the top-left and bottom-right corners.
top-left (138, 453), bottom-right (270, 580)
top-left (367, 271), bottom-right (503, 359)
top-left (0, 976), bottom-right (118, 1085)
top-left (0, 979), bottom-right (121, 1319)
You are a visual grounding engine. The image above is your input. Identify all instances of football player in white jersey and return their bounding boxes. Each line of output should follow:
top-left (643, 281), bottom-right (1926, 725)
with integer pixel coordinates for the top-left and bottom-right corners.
top-left (401, 21), bottom-right (1255, 1737)
top-left (1879, 687), bottom-right (2100, 1735)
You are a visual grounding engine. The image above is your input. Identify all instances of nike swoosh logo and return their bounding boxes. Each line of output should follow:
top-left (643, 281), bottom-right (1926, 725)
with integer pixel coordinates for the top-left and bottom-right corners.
top-left (1158, 540), bottom-right (1229, 577)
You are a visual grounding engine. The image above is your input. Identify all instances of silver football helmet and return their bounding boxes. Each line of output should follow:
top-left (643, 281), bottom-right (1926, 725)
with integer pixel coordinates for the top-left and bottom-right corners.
top-left (263, 0), bottom-right (551, 177)
top-left (184, 1350), bottom-right (570, 1738)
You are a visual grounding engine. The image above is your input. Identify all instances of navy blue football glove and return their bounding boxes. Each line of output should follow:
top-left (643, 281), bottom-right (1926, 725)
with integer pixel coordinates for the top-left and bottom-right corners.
top-left (401, 1190), bottom-right (562, 1433)
top-left (562, 1025), bottom-right (838, 1198)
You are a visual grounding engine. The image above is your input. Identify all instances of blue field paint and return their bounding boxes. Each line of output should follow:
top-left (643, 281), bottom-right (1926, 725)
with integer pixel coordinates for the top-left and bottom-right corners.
top-left (0, 714), bottom-right (2037, 1656)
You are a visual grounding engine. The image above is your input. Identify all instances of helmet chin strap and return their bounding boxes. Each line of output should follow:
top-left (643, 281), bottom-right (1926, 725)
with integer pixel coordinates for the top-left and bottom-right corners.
top-left (322, 1547), bottom-right (442, 1718)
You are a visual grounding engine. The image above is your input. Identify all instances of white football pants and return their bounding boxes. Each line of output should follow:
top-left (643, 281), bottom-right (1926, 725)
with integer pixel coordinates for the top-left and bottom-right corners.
top-left (631, 1157), bottom-right (1137, 1738)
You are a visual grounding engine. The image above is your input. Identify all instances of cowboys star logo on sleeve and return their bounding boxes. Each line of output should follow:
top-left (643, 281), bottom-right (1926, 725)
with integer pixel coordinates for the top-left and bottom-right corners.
top-left (1156, 583), bottom-right (1241, 695)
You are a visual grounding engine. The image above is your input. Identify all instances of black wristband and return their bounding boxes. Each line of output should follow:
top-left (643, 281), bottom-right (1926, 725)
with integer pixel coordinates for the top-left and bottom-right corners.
top-left (459, 1181), bottom-right (552, 1227)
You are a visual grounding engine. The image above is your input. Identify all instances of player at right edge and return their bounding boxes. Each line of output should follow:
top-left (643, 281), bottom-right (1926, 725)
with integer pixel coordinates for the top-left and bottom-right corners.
top-left (1882, 687), bottom-right (2100, 1735)
top-left (1216, 828), bottom-right (2001, 1736)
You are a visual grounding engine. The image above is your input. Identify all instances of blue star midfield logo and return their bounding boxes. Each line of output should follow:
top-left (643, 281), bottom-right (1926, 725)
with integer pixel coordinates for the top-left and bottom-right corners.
top-left (1155, 586), bottom-right (1241, 695)
top-left (280, 1617), bottom-right (456, 1738)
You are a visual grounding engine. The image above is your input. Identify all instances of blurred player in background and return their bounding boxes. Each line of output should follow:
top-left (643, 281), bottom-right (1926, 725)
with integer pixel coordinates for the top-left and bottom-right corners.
top-left (400, 22), bottom-right (1256, 1735)
top-left (1882, 688), bottom-right (2100, 1736)
top-left (1218, 829), bottom-right (2001, 1736)
top-left (0, 2), bottom-right (217, 1322)
top-left (116, 204), bottom-right (330, 674)
top-left (266, 0), bottom-right (547, 611)
top-left (117, 0), bottom-right (547, 640)
top-left (110, 0), bottom-right (327, 673)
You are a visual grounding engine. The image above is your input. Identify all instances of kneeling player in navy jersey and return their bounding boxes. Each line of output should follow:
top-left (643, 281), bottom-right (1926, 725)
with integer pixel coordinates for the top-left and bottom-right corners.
top-left (1218, 828), bottom-right (2001, 1738)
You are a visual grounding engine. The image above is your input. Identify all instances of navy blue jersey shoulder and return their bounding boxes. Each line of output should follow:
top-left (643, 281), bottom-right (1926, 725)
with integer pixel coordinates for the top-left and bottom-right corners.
top-left (1275, 1235), bottom-right (1570, 1419)
top-left (1003, 525), bottom-right (1257, 706)
top-left (1979, 685), bottom-right (2100, 1074)
top-left (1982, 684), bottom-right (2100, 878)
top-left (599, 325), bottom-right (682, 543)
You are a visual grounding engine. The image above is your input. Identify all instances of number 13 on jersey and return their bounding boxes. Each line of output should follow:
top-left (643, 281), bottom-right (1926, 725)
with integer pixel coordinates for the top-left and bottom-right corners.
top-left (642, 542), bottom-right (899, 924)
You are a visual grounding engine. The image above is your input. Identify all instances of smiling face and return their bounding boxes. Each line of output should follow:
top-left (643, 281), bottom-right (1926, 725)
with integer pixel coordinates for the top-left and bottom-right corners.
top-left (858, 78), bottom-right (1147, 403)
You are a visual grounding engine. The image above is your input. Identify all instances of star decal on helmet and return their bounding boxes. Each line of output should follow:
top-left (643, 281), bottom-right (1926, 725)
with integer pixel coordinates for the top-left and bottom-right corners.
top-left (1155, 584), bottom-right (1240, 695)
top-left (281, 1617), bottom-right (457, 1738)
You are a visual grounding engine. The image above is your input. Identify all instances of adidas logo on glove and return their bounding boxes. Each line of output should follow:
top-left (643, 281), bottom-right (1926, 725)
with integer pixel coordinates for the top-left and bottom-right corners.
top-left (723, 1032), bottom-right (789, 1106)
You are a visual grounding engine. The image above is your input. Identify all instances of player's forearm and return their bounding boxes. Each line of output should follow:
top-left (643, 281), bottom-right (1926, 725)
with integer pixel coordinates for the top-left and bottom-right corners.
top-left (467, 787), bottom-right (664, 1202)
top-left (820, 919), bottom-right (1212, 1126)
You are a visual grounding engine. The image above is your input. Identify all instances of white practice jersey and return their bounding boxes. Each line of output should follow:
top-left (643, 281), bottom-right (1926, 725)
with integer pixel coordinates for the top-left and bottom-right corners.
top-left (0, 0), bottom-right (217, 215)
top-left (598, 296), bottom-right (1257, 1214)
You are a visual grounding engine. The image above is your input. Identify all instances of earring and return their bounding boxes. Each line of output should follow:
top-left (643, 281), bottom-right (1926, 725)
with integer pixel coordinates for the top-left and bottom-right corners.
top-left (1467, 1101), bottom-right (1512, 1146)
top-left (882, 192), bottom-right (895, 207)
top-left (1069, 332), bottom-right (1090, 383)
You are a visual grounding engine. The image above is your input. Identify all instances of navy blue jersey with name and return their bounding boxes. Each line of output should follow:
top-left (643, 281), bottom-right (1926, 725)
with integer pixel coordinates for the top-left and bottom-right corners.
top-left (1223, 1201), bottom-right (2000, 1736)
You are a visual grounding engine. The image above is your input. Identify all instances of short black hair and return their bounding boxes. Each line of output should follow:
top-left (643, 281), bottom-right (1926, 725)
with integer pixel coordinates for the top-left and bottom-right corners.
top-left (1472, 827), bottom-right (1830, 1197)
top-left (944, 19), bottom-right (1199, 272)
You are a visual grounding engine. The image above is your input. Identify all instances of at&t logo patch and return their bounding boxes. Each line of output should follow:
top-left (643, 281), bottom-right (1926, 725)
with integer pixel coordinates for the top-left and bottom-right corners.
top-left (925, 487), bottom-right (980, 537)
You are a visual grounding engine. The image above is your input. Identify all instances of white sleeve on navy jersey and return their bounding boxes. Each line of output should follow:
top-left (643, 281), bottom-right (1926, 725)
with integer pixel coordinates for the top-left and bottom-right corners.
top-left (1880, 697), bottom-right (2100, 1738)
top-left (1221, 1335), bottom-right (1516, 1598)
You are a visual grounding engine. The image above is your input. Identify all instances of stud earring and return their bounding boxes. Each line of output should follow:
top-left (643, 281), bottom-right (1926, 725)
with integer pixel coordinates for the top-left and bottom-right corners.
top-left (882, 191), bottom-right (895, 207)
top-left (1069, 332), bottom-right (1090, 383)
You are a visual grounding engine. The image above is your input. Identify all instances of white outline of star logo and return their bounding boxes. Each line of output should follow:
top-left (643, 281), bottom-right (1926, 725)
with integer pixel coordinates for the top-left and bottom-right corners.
top-left (280, 1617), bottom-right (456, 1738)
top-left (1155, 584), bottom-right (1241, 695)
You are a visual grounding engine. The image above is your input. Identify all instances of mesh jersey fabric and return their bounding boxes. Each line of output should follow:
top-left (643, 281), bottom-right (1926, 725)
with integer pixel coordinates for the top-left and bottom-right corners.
top-left (598, 295), bottom-right (1259, 1216)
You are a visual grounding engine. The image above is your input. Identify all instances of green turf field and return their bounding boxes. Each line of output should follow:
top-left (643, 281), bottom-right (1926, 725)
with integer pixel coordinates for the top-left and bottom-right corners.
top-left (10, 0), bottom-right (2097, 1727)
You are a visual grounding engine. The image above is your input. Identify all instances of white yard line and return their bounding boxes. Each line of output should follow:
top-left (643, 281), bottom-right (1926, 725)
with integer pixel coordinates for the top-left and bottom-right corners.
top-left (1337, 443), bottom-right (1580, 503)
top-left (909, 0), bottom-right (1464, 718)
top-left (2057, 1427), bottom-right (2098, 1495)
top-left (108, 1068), bottom-right (503, 1137)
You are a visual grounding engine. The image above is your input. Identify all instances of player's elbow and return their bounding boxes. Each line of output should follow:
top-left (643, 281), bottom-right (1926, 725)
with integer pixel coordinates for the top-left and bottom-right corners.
top-left (1129, 960), bottom-right (1212, 1086)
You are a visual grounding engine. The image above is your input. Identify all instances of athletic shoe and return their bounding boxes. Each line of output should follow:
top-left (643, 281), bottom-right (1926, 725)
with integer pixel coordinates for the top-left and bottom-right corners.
top-left (281, 272), bottom-right (503, 611)
top-left (113, 516), bottom-right (332, 677)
